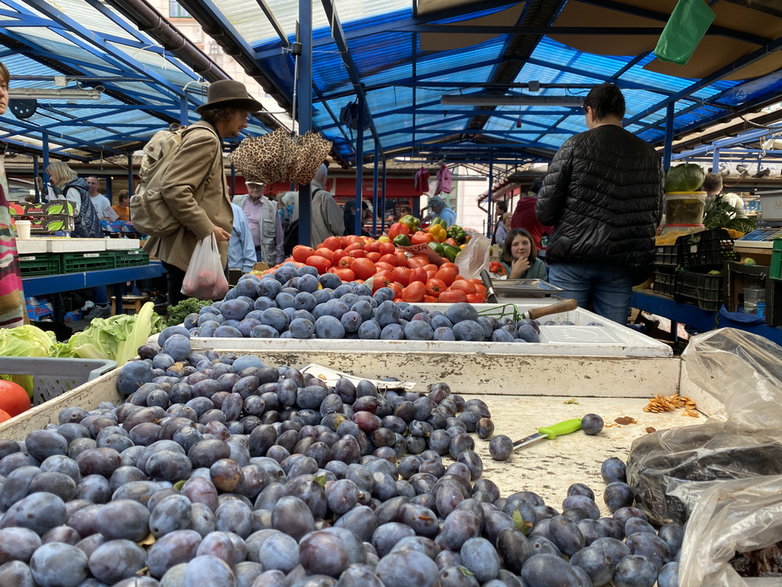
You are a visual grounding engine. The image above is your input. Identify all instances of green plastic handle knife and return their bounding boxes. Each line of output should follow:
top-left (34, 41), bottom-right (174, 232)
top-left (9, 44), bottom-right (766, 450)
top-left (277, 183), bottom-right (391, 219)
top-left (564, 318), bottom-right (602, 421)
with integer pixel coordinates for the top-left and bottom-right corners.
top-left (512, 418), bottom-right (583, 451)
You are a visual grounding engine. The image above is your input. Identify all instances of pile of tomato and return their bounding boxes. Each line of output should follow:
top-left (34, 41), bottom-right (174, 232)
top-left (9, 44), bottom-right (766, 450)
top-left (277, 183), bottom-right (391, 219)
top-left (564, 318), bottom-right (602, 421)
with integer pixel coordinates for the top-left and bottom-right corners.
top-left (286, 235), bottom-right (487, 303)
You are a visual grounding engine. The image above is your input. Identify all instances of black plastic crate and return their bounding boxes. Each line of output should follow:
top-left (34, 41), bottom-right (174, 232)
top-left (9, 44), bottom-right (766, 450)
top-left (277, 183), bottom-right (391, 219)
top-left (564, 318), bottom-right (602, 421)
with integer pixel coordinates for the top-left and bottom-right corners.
top-left (18, 253), bottom-right (61, 276)
top-left (61, 252), bottom-right (114, 273)
top-left (654, 244), bottom-right (678, 267)
top-left (676, 229), bottom-right (739, 269)
top-left (675, 270), bottom-right (723, 312)
top-left (110, 249), bottom-right (149, 268)
top-left (652, 267), bottom-right (676, 298)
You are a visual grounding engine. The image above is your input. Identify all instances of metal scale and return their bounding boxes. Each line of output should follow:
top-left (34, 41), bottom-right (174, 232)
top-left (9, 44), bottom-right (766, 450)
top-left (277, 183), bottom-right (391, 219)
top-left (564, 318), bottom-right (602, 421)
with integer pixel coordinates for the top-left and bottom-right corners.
top-left (734, 189), bottom-right (782, 251)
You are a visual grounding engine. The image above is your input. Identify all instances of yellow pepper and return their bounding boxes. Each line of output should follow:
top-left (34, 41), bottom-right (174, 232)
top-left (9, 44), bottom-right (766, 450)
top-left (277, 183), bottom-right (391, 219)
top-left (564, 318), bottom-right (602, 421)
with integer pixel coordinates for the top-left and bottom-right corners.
top-left (427, 224), bottom-right (447, 243)
top-left (377, 235), bottom-right (391, 243)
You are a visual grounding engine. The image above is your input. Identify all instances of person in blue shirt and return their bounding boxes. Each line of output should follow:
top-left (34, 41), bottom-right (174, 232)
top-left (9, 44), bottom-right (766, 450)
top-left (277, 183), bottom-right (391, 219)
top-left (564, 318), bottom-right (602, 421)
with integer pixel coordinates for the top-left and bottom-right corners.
top-left (426, 195), bottom-right (456, 227)
top-left (228, 203), bottom-right (257, 274)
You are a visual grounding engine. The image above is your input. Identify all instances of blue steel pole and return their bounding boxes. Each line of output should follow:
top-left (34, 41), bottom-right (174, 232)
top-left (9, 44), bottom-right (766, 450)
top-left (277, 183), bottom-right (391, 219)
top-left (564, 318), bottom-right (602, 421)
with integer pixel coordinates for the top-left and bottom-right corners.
top-left (354, 94), bottom-right (364, 236)
top-left (487, 154), bottom-right (494, 237)
top-left (380, 158), bottom-right (387, 234)
top-left (297, 0), bottom-right (313, 246)
top-left (42, 131), bottom-right (50, 196)
top-left (712, 148), bottom-right (720, 173)
top-left (32, 154), bottom-right (40, 202)
top-left (662, 102), bottom-right (675, 171)
top-left (372, 142), bottom-right (379, 236)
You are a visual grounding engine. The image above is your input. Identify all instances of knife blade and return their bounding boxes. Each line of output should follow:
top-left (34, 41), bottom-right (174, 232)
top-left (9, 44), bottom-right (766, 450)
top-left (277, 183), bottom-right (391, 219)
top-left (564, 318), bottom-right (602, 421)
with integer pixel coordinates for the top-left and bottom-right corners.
top-left (513, 418), bottom-right (583, 451)
top-left (480, 269), bottom-right (498, 303)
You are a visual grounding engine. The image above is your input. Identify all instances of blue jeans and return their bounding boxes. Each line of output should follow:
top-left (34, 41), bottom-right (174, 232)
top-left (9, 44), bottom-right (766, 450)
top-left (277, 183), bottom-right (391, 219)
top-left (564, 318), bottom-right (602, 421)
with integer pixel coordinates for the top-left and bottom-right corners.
top-left (92, 285), bottom-right (109, 306)
top-left (548, 263), bottom-right (634, 324)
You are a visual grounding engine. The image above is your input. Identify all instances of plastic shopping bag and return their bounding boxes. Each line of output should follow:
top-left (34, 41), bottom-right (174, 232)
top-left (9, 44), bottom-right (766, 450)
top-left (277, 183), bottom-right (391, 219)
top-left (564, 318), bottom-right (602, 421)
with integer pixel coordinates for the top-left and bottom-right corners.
top-left (181, 234), bottom-right (229, 300)
top-left (454, 235), bottom-right (491, 280)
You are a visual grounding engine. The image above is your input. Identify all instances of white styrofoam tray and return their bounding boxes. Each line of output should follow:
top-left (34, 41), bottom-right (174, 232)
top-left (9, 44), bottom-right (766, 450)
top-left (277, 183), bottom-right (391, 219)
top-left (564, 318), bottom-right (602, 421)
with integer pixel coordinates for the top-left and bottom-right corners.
top-left (15, 238), bottom-right (48, 254)
top-left (104, 238), bottom-right (141, 250)
top-left (47, 238), bottom-right (106, 253)
top-left (186, 302), bottom-right (671, 358)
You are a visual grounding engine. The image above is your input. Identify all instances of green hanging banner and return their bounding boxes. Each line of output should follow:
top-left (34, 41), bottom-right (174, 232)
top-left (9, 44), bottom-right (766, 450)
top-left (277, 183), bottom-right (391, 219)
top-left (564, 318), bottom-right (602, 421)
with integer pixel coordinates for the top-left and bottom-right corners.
top-left (654, 0), bottom-right (716, 65)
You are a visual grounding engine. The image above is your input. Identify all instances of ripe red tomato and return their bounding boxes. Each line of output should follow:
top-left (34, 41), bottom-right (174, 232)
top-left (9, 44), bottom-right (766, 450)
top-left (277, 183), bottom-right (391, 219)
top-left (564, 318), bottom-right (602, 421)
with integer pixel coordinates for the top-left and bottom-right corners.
top-left (393, 252), bottom-right (409, 266)
top-left (409, 267), bottom-right (428, 284)
top-left (438, 289), bottom-right (468, 303)
top-left (306, 255), bottom-right (332, 274)
top-left (389, 282), bottom-right (403, 299)
top-left (374, 261), bottom-right (395, 272)
top-left (321, 236), bottom-right (344, 251)
top-left (349, 249), bottom-right (367, 258)
top-left (435, 266), bottom-right (458, 286)
top-left (379, 254), bottom-right (399, 267)
top-left (450, 280), bottom-right (476, 295)
top-left (351, 257), bottom-right (377, 280)
top-left (333, 268), bottom-right (356, 282)
top-left (425, 278), bottom-right (447, 297)
top-left (337, 256), bottom-right (353, 269)
top-left (0, 409), bottom-right (11, 423)
top-left (365, 241), bottom-right (383, 254)
top-left (467, 293), bottom-right (485, 303)
top-left (344, 242), bottom-right (364, 253)
top-left (372, 270), bottom-right (394, 291)
top-left (366, 252), bottom-right (382, 263)
top-left (377, 241), bottom-right (396, 255)
top-left (392, 266), bottom-right (411, 286)
top-left (402, 281), bottom-right (426, 302)
top-left (292, 245), bottom-right (314, 263)
top-left (424, 295), bottom-right (438, 303)
top-left (314, 247), bottom-right (334, 262)
top-left (0, 381), bottom-right (30, 417)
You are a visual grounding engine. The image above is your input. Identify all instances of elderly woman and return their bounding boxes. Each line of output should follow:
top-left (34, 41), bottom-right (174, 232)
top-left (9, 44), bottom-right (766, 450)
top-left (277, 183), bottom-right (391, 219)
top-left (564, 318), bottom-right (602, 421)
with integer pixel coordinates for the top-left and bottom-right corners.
top-left (143, 79), bottom-right (262, 303)
top-left (310, 164), bottom-right (344, 246)
top-left (46, 161), bottom-right (102, 239)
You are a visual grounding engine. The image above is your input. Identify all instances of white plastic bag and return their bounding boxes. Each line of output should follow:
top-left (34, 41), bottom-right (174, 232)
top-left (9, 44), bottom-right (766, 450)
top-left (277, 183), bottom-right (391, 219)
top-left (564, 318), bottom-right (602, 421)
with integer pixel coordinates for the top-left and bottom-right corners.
top-left (454, 235), bottom-right (491, 279)
top-left (181, 234), bottom-right (229, 300)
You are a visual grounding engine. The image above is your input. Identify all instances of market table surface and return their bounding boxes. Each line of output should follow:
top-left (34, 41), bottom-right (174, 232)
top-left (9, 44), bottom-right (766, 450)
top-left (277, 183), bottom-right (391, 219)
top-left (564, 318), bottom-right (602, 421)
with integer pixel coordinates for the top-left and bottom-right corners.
top-left (22, 261), bottom-right (166, 320)
top-left (631, 289), bottom-right (782, 345)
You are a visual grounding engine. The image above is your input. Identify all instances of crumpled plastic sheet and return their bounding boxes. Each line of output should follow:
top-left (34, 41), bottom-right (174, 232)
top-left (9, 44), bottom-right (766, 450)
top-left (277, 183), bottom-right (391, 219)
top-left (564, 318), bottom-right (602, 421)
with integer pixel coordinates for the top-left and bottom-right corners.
top-left (628, 328), bottom-right (782, 586)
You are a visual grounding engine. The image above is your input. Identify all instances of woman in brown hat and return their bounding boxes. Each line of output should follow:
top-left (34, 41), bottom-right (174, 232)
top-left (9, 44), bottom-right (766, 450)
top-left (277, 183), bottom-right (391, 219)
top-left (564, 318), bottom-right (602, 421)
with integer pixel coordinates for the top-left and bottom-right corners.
top-left (144, 80), bottom-right (263, 303)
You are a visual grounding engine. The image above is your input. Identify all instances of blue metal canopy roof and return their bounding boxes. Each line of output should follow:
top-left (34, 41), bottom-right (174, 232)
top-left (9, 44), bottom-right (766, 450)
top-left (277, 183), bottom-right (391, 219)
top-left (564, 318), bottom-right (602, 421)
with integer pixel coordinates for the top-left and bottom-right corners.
top-left (0, 0), bottom-right (276, 161)
top-left (173, 0), bottom-right (782, 168)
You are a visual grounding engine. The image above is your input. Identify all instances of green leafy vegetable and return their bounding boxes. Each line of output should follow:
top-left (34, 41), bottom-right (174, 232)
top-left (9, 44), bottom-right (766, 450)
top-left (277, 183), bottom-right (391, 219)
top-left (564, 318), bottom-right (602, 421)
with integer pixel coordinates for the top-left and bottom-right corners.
top-left (0, 324), bottom-right (56, 357)
top-left (664, 164), bottom-right (706, 193)
top-left (0, 325), bottom-right (57, 395)
top-left (703, 194), bottom-right (757, 233)
top-left (166, 297), bottom-right (213, 327)
top-left (55, 302), bottom-right (165, 365)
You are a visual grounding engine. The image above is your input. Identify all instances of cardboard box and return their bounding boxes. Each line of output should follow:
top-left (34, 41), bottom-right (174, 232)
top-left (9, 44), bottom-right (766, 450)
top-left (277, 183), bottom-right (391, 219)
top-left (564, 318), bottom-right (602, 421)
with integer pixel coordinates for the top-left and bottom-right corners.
top-left (30, 215), bottom-right (75, 234)
top-left (24, 200), bottom-right (76, 218)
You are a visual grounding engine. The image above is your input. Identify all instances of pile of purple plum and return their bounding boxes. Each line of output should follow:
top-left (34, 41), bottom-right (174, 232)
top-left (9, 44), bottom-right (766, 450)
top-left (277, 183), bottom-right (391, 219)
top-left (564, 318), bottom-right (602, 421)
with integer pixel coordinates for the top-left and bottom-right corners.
top-left (182, 264), bottom-right (542, 343)
top-left (0, 331), bottom-right (683, 586)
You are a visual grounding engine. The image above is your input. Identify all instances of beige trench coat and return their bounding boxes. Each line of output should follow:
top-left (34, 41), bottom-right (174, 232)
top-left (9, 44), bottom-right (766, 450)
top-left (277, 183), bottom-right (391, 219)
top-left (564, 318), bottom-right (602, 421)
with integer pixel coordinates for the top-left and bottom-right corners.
top-left (144, 121), bottom-right (233, 272)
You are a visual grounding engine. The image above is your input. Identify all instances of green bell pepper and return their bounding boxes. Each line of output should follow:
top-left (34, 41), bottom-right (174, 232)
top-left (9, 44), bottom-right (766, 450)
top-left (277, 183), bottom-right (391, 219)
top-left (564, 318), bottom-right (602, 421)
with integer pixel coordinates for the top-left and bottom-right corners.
top-left (393, 234), bottom-right (411, 247)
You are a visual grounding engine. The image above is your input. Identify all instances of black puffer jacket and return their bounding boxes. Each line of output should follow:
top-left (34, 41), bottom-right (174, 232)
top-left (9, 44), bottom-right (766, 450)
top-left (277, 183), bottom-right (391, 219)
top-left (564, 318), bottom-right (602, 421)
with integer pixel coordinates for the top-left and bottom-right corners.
top-left (536, 125), bottom-right (664, 275)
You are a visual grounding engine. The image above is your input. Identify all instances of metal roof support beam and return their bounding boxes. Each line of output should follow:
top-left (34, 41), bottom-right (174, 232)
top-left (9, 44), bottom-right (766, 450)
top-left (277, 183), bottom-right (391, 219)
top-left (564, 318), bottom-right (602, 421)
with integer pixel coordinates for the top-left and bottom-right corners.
top-left (254, 0), bottom-right (289, 46)
top-left (663, 102), bottom-right (674, 171)
top-left (626, 36), bottom-right (782, 126)
top-left (175, 0), bottom-right (291, 109)
top-left (21, 0), bottom-right (192, 104)
top-left (322, 57), bottom-right (506, 101)
top-left (320, 0), bottom-right (383, 160)
top-left (353, 94), bottom-right (365, 236)
top-left (672, 123), bottom-right (782, 160)
top-left (524, 58), bottom-right (681, 97)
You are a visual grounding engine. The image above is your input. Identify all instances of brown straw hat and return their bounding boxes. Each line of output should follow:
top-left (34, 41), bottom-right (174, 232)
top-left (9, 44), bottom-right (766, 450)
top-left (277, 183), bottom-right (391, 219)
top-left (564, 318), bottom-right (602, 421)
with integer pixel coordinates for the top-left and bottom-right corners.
top-left (196, 79), bottom-right (263, 113)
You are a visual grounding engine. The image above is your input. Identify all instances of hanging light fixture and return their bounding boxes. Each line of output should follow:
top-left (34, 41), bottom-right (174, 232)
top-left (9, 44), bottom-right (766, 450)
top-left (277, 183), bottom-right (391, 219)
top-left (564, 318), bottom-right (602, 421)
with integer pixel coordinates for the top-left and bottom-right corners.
top-left (8, 87), bottom-right (103, 100)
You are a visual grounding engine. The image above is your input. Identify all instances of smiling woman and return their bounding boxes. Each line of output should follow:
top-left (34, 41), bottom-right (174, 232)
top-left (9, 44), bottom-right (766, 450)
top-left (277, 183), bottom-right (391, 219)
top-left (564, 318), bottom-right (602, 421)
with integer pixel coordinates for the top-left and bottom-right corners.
top-left (0, 61), bottom-right (25, 328)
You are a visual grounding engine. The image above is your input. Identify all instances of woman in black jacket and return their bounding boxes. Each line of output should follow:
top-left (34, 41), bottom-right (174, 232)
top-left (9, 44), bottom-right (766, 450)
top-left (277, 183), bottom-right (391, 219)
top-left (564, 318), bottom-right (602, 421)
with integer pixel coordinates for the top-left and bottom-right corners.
top-left (536, 83), bottom-right (664, 324)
